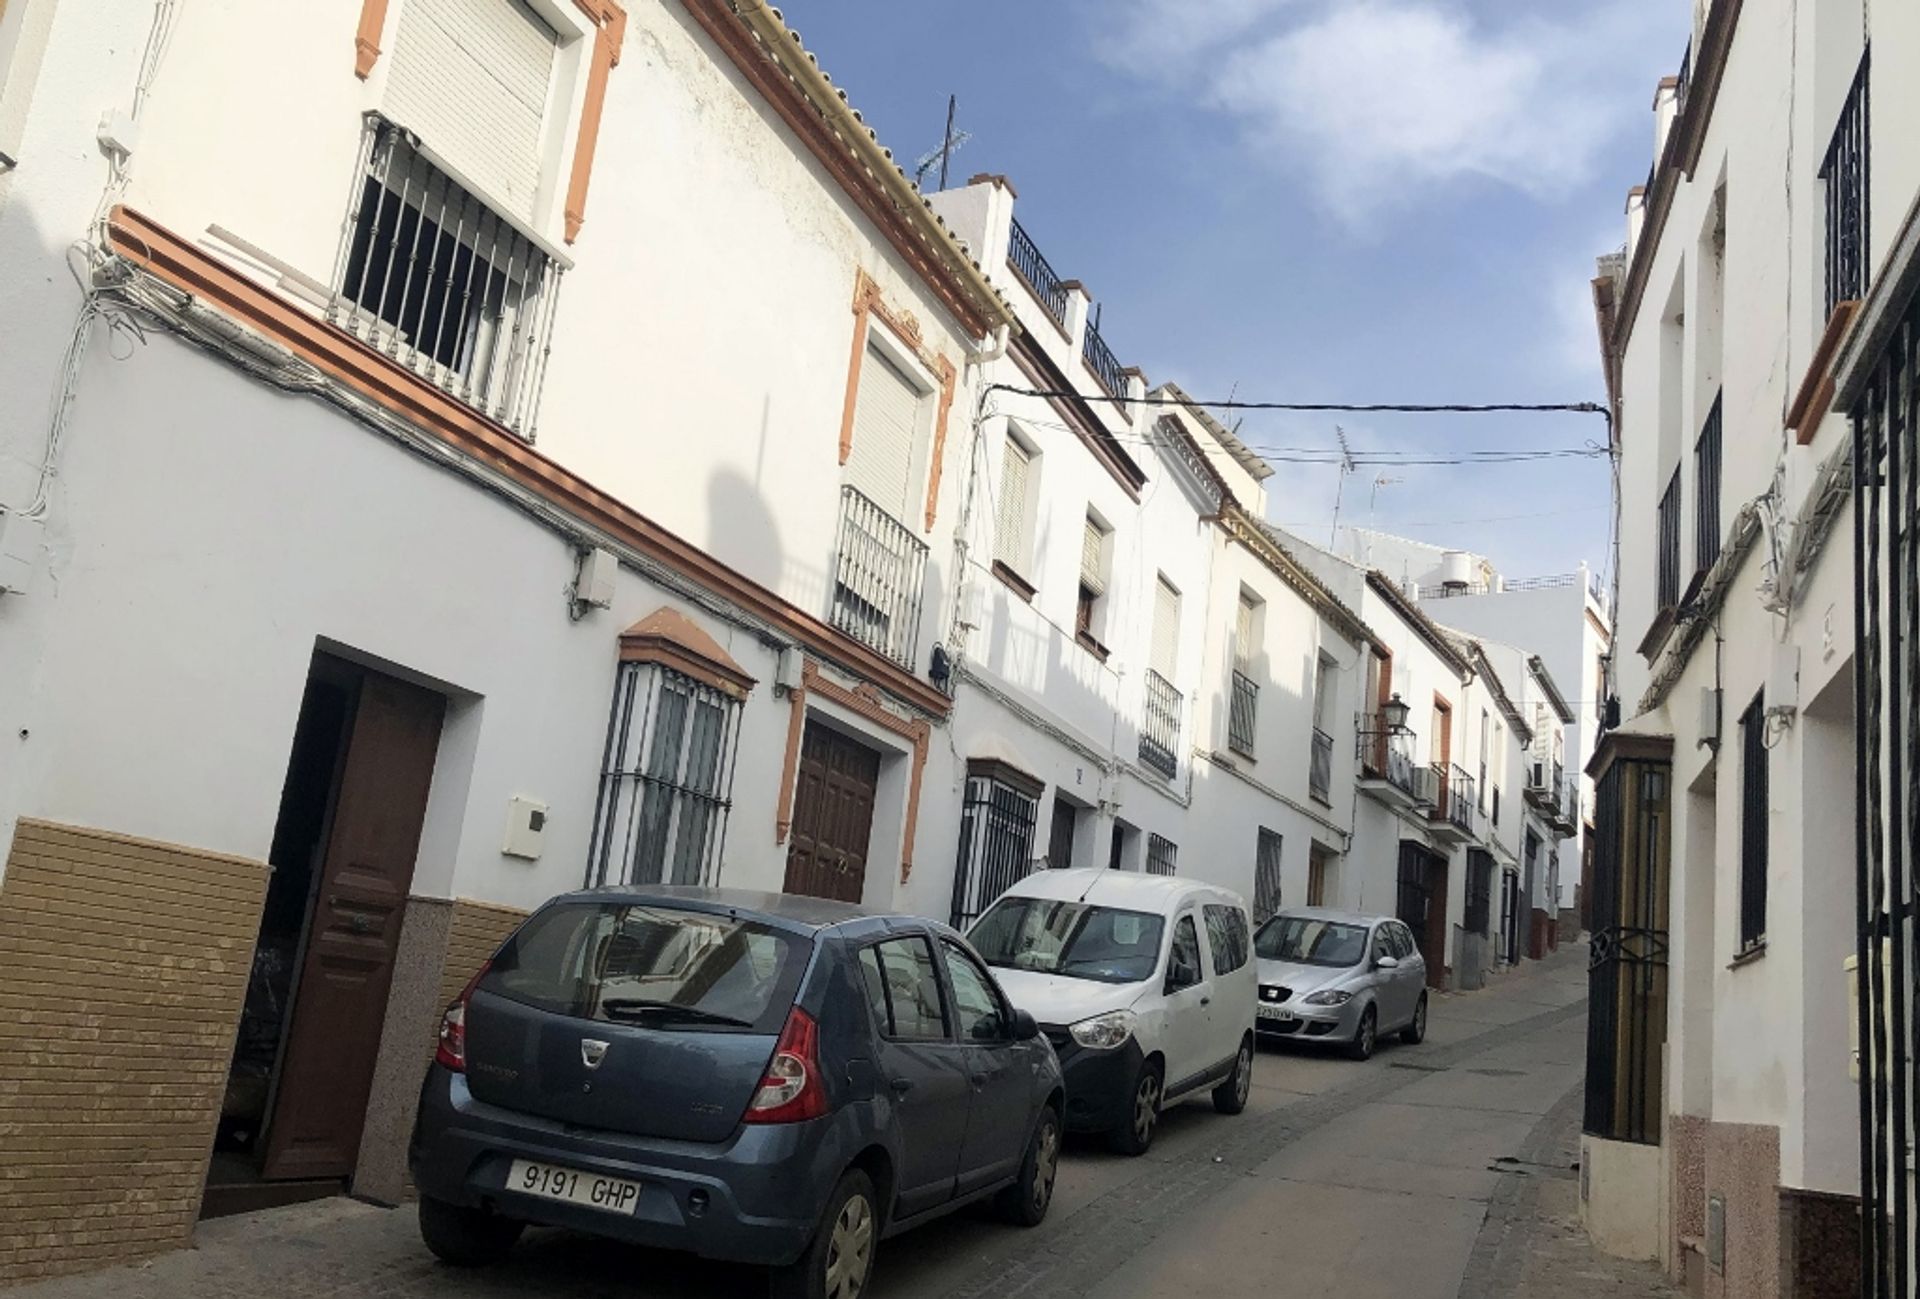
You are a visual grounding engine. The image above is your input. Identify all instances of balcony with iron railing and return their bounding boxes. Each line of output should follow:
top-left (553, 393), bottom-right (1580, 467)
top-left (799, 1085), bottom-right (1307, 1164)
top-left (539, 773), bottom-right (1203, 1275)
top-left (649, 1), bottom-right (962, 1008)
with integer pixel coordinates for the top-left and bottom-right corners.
top-left (829, 485), bottom-right (929, 671)
top-left (1695, 392), bottom-right (1723, 575)
top-left (1006, 217), bottom-right (1071, 329)
top-left (1228, 670), bottom-right (1258, 758)
top-left (1430, 763), bottom-right (1477, 840)
top-left (1820, 50), bottom-right (1870, 321)
top-left (1656, 468), bottom-right (1682, 612)
top-left (1356, 715), bottom-right (1424, 808)
top-left (329, 114), bottom-right (566, 439)
top-left (1141, 670), bottom-right (1182, 779)
top-left (1082, 308), bottom-right (1128, 401)
top-left (1310, 728), bottom-right (1334, 804)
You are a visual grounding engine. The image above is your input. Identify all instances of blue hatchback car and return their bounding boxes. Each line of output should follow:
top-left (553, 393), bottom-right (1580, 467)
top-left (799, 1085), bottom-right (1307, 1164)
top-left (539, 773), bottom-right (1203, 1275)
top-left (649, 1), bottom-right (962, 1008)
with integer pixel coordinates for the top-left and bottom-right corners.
top-left (410, 886), bottom-right (1065, 1298)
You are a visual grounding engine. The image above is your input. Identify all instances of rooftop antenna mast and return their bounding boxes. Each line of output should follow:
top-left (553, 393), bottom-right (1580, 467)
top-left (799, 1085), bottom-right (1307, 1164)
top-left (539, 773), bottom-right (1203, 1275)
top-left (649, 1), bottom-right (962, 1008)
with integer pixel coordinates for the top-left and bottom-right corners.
top-left (913, 95), bottom-right (971, 192)
top-left (1327, 426), bottom-right (1357, 550)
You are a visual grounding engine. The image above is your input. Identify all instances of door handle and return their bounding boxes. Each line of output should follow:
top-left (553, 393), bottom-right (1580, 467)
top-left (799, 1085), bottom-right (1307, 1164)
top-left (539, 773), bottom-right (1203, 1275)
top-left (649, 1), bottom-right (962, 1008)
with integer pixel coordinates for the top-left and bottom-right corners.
top-left (889, 1077), bottom-right (913, 1095)
top-left (1200, 996), bottom-right (1211, 1007)
top-left (970, 1072), bottom-right (988, 1087)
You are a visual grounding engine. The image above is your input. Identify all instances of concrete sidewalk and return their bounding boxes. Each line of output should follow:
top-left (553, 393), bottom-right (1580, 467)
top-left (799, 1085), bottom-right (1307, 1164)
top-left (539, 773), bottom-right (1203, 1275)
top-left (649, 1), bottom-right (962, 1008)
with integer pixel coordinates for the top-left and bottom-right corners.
top-left (12, 944), bottom-right (1676, 1299)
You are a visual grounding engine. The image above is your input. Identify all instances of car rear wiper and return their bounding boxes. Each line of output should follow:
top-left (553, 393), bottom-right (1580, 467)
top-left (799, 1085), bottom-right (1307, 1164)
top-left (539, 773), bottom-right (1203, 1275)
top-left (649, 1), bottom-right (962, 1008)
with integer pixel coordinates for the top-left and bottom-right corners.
top-left (599, 998), bottom-right (752, 1027)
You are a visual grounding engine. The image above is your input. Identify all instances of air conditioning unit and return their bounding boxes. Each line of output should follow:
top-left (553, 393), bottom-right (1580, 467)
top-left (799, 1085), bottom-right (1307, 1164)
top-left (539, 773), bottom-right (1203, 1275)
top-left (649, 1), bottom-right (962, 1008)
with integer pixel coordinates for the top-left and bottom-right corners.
top-left (1410, 765), bottom-right (1440, 806)
top-left (1527, 761), bottom-right (1548, 792)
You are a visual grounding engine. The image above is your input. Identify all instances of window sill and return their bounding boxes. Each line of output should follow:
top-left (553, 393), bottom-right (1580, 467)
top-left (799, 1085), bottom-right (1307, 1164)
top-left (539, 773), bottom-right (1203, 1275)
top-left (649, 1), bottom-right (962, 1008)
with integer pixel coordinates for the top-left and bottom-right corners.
top-left (1228, 742), bottom-right (1256, 763)
top-left (991, 560), bottom-right (1037, 603)
top-left (1728, 940), bottom-right (1768, 970)
top-left (1637, 605), bottom-right (1677, 661)
top-left (1075, 629), bottom-right (1110, 663)
top-left (1787, 300), bottom-right (1860, 445)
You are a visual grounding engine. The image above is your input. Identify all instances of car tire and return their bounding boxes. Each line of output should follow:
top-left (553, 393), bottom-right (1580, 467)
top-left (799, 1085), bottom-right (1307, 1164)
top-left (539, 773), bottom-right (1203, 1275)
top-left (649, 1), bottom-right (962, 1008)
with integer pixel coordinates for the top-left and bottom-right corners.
top-left (1400, 993), bottom-right (1428, 1045)
top-left (997, 1106), bottom-right (1061, 1226)
top-left (1346, 1006), bottom-right (1378, 1062)
top-left (1108, 1058), bottom-right (1163, 1157)
top-left (770, 1169), bottom-right (878, 1299)
top-left (1212, 1035), bottom-right (1253, 1115)
top-left (417, 1196), bottom-right (522, 1267)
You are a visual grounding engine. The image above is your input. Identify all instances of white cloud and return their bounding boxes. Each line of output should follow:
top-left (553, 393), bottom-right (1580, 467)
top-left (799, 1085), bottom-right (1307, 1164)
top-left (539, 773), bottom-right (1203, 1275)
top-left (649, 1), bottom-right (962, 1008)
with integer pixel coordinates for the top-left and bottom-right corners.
top-left (1097, 0), bottom-right (1667, 227)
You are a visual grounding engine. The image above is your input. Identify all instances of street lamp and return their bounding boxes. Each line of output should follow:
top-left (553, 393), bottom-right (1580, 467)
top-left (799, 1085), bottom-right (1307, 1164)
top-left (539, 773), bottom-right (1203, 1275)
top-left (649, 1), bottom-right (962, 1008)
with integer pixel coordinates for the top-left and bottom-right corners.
top-left (1382, 693), bottom-right (1412, 735)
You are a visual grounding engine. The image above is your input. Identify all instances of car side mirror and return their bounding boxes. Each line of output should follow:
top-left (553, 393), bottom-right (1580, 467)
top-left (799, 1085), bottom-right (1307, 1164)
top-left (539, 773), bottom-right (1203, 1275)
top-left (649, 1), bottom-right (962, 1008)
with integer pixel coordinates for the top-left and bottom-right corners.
top-left (1375, 955), bottom-right (1400, 970)
top-left (1011, 1008), bottom-right (1040, 1041)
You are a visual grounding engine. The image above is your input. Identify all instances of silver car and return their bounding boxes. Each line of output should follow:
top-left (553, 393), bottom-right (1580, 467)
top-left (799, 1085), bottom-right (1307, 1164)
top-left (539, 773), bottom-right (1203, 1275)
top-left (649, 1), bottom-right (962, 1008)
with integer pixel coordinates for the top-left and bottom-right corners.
top-left (1250, 909), bottom-right (1428, 1060)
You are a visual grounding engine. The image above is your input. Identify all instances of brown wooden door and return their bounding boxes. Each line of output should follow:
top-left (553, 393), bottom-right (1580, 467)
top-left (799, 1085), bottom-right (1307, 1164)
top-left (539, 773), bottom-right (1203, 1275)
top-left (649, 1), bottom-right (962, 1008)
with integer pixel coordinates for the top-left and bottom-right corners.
top-left (783, 722), bottom-right (881, 904)
top-left (261, 673), bottom-right (445, 1181)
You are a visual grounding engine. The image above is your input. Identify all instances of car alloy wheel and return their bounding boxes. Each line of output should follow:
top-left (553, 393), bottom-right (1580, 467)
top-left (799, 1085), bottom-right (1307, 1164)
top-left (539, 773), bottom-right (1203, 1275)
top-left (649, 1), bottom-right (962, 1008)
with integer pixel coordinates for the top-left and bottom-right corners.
top-left (824, 1190), bottom-right (874, 1299)
top-left (1032, 1118), bottom-right (1059, 1214)
top-left (1133, 1071), bottom-right (1161, 1146)
top-left (1234, 1043), bottom-right (1252, 1107)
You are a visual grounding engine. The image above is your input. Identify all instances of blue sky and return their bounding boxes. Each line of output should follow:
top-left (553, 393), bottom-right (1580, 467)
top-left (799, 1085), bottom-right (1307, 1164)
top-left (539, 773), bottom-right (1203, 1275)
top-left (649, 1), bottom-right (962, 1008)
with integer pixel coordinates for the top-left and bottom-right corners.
top-left (779, 0), bottom-right (1688, 581)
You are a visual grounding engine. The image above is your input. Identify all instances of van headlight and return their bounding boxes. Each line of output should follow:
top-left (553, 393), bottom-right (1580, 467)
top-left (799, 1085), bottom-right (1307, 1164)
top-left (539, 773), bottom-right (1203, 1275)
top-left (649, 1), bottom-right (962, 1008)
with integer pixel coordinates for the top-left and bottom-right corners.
top-left (1069, 1010), bottom-right (1137, 1050)
top-left (1303, 989), bottom-right (1352, 1006)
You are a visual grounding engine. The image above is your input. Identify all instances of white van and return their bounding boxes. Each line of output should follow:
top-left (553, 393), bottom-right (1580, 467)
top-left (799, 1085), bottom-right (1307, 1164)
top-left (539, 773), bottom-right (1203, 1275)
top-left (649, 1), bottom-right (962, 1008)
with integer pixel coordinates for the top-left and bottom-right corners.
top-left (967, 869), bottom-right (1257, 1155)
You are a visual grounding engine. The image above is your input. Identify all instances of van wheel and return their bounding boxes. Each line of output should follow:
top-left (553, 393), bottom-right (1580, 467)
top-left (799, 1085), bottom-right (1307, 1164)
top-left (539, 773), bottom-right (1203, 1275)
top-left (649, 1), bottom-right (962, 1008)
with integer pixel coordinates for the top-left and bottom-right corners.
top-left (771, 1169), bottom-right (876, 1299)
top-left (1346, 1006), bottom-right (1377, 1061)
top-left (997, 1106), bottom-right (1061, 1226)
top-left (418, 1196), bottom-right (522, 1267)
top-left (1400, 994), bottom-right (1428, 1045)
top-left (1212, 1036), bottom-right (1253, 1115)
top-left (1108, 1059), bottom-right (1162, 1156)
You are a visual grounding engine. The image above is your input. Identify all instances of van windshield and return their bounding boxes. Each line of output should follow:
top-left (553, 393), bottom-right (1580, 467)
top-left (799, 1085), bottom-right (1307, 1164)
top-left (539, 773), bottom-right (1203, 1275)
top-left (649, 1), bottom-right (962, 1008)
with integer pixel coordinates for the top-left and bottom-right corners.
top-left (969, 897), bottom-right (1166, 985)
top-left (478, 902), bottom-right (807, 1033)
top-left (1254, 916), bottom-right (1370, 968)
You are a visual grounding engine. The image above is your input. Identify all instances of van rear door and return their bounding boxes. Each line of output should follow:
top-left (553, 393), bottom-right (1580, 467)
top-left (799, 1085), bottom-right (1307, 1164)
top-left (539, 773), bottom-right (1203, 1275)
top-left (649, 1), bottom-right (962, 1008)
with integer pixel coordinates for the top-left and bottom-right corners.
top-left (462, 902), bottom-right (810, 1143)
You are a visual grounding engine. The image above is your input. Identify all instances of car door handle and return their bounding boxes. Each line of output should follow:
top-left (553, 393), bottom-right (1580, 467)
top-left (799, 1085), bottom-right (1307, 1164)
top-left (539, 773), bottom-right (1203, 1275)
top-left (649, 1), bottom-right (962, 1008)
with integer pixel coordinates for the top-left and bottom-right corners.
top-left (889, 1078), bottom-right (913, 1095)
top-left (1200, 996), bottom-right (1211, 1007)
top-left (970, 1072), bottom-right (989, 1087)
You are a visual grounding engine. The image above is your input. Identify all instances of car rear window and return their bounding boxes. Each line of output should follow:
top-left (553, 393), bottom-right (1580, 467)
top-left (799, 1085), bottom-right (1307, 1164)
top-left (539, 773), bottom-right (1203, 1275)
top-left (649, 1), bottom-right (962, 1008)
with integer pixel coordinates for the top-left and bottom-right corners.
top-left (479, 902), bottom-right (808, 1033)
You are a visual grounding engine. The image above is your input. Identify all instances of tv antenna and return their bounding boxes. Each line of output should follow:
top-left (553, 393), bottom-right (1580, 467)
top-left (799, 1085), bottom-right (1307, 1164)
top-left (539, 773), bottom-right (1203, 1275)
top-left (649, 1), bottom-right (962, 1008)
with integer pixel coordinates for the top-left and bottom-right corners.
top-left (1327, 426), bottom-right (1357, 548)
top-left (913, 95), bottom-right (971, 192)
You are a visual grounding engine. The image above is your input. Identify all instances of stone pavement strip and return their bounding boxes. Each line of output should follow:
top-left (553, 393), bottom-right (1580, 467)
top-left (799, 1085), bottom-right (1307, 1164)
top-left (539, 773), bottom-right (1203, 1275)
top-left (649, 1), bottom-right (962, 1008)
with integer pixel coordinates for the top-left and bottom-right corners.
top-left (15, 944), bottom-right (1678, 1299)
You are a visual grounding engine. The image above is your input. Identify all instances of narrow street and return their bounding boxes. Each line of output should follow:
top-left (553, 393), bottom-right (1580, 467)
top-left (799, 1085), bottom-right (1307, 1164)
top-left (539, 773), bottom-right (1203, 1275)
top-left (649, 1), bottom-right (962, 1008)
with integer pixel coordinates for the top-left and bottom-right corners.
top-left (16, 945), bottom-right (1671, 1299)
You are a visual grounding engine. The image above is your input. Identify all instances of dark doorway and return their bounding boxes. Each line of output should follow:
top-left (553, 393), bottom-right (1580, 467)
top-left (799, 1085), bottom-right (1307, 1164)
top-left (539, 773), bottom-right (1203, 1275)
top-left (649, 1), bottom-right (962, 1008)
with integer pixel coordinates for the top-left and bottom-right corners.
top-left (1500, 869), bottom-right (1523, 966)
top-left (784, 721), bottom-right (881, 903)
top-left (205, 653), bottom-right (445, 1216)
top-left (1395, 841), bottom-right (1449, 989)
top-left (1047, 798), bottom-right (1078, 869)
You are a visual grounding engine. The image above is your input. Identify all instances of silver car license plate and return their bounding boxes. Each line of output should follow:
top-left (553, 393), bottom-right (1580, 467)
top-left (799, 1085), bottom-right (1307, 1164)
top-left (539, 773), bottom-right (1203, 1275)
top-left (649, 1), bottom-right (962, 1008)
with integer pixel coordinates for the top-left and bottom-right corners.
top-left (507, 1159), bottom-right (642, 1214)
top-left (1257, 1004), bottom-right (1295, 1025)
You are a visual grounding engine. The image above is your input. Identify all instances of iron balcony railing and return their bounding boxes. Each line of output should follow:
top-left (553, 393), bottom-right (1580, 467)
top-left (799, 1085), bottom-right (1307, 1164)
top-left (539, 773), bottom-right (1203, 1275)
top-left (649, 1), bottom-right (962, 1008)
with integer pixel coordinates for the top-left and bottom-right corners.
top-left (1819, 50), bottom-right (1870, 320)
top-left (1696, 391), bottom-right (1723, 574)
top-left (1083, 311), bottom-right (1127, 400)
top-left (1006, 218), bottom-right (1070, 328)
top-left (1432, 763), bottom-right (1475, 833)
top-left (1656, 468), bottom-right (1682, 611)
top-left (329, 113), bottom-right (564, 439)
top-left (1356, 715), bottom-right (1419, 799)
top-left (829, 485), bottom-right (929, 671)
top-left (1227, 670), bottom-right (1258, 757)
top-left (1140, 670), bottom-right (1182, 779)
top-left (1309, 728), bottom-right (1334, 803)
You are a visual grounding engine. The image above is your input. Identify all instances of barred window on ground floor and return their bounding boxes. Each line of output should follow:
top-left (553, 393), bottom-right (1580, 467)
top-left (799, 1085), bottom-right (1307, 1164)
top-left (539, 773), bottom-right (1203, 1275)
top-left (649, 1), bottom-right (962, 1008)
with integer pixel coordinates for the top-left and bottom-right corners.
top-left (1739, 691), bottom-right (1769, 953)
top-left (1465, 850), bottom-right (1494, 935)
top-left (586, 664), bottom-right (740, 889)
top-left (1146, 833), bottom-right (1178, 876)
top-left (950, 760), bottom-right (1042, 929)
top-left (1254, 829), bottom-right (1283, 922)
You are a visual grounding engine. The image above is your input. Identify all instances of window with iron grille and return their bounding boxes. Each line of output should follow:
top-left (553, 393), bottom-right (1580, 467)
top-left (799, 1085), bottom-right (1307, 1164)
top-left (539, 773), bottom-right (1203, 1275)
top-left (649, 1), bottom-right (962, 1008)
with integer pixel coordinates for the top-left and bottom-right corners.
top-left (1228, 592), bottom-right (1260, 757)
top-left (331, 113), bottom-right (565, 438)
top-left (1254, 829), bottom-right (1283, 922)
top-left (1819, 49), bottom-right (1870, 320)
top-left (1465, 850), bottom-right (1494, 935)
top-left (1141, 577), bottom-right (1182, 777)
top-left (1739, 692), bottom-right (1768, 952)
top-left (1695, 391), bottom-right (1723, 574)
top-left (1656, 468), bottom-right (1682, 610)
top-left (949, 761), bottom-right (1041, 929)
top-left (586, 664), bottom-right (740, 889)
top-left (1145, 834), bottom-right (1177, 877)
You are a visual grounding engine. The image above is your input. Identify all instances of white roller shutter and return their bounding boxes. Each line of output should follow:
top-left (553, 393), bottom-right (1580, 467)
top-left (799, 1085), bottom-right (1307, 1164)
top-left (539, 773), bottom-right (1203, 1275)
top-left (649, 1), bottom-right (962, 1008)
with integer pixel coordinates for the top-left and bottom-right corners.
top-left (994, 438), bottom-right (1032, 569)
top-left (386, 0), bottom-right (557, 219)
top-left (1151, 577), bottom-right (1180, 679)
top-left (845, 344), bottom-right (923, 520)
top-left (1080, 517), bottom-right (1107, 595)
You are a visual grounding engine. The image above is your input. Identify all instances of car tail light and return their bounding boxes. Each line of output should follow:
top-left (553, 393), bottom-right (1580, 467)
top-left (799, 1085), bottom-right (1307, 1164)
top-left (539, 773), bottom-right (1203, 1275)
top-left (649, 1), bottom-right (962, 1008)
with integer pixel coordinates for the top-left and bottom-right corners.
top-left (742, 1006), bottom-right (826, 1124)
top-left (434, 962), bottom-right (490, 1073)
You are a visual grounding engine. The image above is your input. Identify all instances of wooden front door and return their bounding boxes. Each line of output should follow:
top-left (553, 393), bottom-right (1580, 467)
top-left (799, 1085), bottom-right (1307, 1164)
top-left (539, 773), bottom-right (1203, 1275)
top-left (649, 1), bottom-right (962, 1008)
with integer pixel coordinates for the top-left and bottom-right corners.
top-left (1395, 842), bottom-right (1450, 990)
top-left (784, 722), bottom-right (882, 904)
top-left (261, 672), bottom-right (445, 1180)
